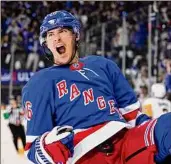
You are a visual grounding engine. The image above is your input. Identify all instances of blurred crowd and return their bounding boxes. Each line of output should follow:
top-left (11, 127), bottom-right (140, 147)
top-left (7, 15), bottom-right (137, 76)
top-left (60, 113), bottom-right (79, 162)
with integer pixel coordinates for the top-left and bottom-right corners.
top-left (1, 2), bottom-right (171, 65)
top-left (1, 1), bottom-right (171, 111)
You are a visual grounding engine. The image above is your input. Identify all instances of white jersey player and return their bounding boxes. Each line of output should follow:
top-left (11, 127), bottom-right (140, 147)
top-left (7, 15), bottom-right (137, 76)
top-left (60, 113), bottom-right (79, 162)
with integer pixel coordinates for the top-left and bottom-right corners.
top-left (142, 83), bottom-right (171, 118)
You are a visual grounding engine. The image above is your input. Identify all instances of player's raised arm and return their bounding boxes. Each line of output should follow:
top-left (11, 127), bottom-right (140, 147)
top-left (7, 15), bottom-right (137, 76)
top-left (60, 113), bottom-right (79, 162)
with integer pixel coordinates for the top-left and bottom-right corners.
top-left (106, 59), bottom-right (150, 126)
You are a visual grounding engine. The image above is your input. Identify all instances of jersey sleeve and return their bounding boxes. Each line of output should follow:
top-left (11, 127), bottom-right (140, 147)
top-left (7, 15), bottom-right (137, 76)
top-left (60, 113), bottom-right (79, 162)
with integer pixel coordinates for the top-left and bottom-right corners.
top-left (22, 77), bottom-right (55, 163)
top-left (106, 59), bottom-right (149, 126)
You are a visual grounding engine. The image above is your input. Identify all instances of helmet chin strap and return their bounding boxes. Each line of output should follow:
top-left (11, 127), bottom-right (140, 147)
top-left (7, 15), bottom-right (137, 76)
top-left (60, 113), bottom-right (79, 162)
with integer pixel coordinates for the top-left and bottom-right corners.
top-left (67, 37), bottom-right (79, 65)
top-left (68, 45), bottom-right (79, 65)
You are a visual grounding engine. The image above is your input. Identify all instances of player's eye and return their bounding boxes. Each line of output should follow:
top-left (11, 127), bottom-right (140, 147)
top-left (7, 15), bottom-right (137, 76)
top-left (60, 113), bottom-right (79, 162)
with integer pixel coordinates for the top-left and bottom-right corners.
top-left (63, 29), bottom-right (68, 32)
top-left (47, 33), bottom-right (54, 37)
top-left (59, 29), bottom-right (64, 33)
top-left (59, 29), bottom-right (68, 33)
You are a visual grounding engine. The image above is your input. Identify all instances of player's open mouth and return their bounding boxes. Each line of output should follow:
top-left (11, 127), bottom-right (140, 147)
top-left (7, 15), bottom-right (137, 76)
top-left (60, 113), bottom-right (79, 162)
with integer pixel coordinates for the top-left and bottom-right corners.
top-left (56, 46), bottom-right (66, 54)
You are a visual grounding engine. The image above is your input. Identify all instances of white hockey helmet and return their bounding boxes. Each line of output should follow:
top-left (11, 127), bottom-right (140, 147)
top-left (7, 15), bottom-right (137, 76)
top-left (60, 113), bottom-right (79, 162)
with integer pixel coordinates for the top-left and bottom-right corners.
top-left (151, 83), bottom-right (166, 98)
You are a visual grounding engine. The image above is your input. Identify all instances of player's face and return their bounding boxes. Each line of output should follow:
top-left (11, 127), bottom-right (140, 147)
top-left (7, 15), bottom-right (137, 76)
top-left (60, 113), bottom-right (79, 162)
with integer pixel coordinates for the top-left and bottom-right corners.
top-left (46, 27), bottom-right (77, 65)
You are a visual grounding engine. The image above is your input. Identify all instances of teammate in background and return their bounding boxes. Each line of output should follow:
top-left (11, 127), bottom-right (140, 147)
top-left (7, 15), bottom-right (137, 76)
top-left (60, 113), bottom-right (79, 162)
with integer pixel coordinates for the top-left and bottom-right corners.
top-left (22, 10), bottom-right (171, 164)
top-left (142, 83), bottom-right (171, 118)
top-left (5, 97), bottom-right (26, 154)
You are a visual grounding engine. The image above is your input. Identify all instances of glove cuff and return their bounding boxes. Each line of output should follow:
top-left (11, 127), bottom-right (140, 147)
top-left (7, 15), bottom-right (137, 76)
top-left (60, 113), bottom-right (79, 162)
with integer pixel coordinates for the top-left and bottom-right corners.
top-left (60, 131), bottom-right (74, 156)
top-left (35, 132), bottom-right (55, 164)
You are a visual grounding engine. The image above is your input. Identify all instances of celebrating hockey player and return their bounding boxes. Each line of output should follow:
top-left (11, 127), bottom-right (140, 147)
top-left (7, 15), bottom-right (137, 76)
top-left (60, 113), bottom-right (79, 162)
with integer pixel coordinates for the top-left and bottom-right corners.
top-left (22, 10), bottom-right (171, 164)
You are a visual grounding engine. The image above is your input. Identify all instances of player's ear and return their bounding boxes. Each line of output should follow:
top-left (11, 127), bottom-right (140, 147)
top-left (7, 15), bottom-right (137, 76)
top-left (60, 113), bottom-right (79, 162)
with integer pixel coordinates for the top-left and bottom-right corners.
top-left (75, 34), bottom-right (79, 41)
top-left (44, 40), bottom-right (48, 47)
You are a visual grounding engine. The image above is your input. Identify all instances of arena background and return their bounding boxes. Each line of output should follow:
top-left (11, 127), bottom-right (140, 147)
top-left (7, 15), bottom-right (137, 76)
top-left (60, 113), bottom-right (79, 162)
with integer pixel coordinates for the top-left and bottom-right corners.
top-left (1, 1), bottom-right (171, 163)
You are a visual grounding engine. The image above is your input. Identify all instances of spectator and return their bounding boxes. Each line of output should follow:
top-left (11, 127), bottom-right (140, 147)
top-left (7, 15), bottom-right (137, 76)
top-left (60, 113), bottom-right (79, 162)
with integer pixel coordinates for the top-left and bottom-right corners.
top-left (25, 33), bottom-right (39, 72)
top-left (134, 66), bottom-right (152, 94)
top-left (138, 84), bottom-right (149, 104)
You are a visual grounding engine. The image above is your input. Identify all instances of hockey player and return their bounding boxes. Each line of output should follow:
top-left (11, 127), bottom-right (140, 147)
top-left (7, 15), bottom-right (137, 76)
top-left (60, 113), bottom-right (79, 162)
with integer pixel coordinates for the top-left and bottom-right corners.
top-left (22, 10), bottom-right (171, 164)
top-left (142, 83), bottom-right (171, 118)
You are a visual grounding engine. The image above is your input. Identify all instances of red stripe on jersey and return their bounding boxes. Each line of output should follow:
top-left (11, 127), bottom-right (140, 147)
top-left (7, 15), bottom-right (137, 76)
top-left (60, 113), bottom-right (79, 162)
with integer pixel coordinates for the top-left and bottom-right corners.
top-left (122, 109), bottom-right (139, 121)
top-left (146, 119), bottom-right (157, 146)
top-left (25, 142), bottom-right (32, 151)
top-left (74, 122), bottom-right (108, 146)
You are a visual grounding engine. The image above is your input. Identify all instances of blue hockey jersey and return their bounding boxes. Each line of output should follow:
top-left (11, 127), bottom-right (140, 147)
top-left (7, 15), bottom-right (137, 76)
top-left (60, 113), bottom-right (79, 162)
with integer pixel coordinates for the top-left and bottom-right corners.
top-left (22, 55), bottom-right (141, 163)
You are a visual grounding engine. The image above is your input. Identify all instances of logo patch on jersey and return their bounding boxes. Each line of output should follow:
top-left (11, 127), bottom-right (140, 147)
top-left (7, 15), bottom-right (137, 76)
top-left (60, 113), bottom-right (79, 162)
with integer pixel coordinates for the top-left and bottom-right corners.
top-left (69, 62), bottom-right (84, 71)
top-left (24, 101), bottom-right (33, 121)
